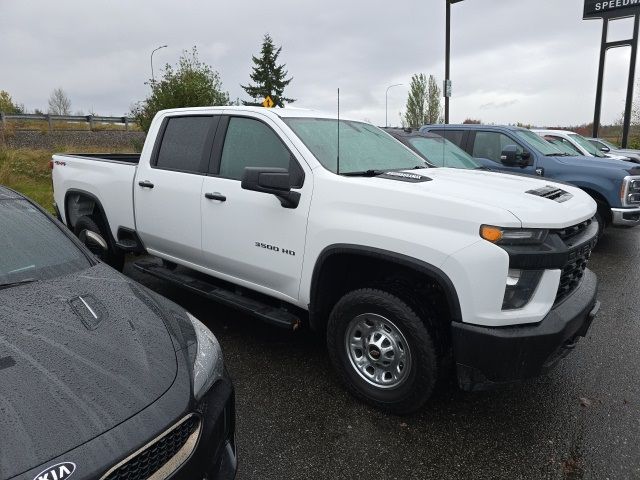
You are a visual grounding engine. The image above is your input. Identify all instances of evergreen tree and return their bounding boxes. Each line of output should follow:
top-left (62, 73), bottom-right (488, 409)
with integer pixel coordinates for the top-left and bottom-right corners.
top-left (241, 34), bottom-right (294, 107)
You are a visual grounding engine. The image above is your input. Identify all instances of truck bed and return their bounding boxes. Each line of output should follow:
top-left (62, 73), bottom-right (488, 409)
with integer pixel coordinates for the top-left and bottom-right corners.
top-left (52, 152), bottom-right (140, 239)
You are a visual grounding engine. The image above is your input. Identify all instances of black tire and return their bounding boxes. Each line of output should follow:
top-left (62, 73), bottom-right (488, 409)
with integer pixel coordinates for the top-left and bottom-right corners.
top-left (74, 215), bottom-right (125, 271)
top-left (326, 288), bottom-right (438, 414)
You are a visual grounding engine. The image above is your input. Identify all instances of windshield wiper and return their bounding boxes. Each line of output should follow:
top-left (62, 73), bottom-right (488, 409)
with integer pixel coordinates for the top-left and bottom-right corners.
top-left (545, 153), bottom-right (569, 156)
top-left (342, 169), bottom-right (388, 177)
top-left (0, 278), bottom-right (36, 290)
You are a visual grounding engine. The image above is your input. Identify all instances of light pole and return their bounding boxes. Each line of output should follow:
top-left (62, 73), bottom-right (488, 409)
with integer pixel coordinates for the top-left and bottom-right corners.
top-left (385, 83), bottom-right (404, 127)
top-left (150, 45), bottom-right (168, 83)
top-left (445, 0), bottom-right (465, 124)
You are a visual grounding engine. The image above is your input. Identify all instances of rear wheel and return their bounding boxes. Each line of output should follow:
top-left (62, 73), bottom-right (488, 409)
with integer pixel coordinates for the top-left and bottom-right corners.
top-left (326, 288), bottom-right (438, 414)
top-left (74, 215), bottom-right (125, 271)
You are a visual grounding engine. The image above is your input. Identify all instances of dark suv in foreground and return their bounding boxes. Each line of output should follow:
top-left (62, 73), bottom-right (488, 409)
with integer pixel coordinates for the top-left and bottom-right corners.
top-left (0, 186), bottom-right (236, 480)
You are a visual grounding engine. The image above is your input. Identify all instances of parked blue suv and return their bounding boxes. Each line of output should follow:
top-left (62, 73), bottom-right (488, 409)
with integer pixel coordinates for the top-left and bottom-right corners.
top-left (421, 124), bottom-right (640, 232)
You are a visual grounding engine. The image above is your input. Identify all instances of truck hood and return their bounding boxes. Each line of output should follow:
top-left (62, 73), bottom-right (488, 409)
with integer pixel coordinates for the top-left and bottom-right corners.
top-left (0, 263), bottom-right (178, 479)
top-left (558, 154), bottom-right (640, 173)
top-left (387, 168), bottom-right (596, 228)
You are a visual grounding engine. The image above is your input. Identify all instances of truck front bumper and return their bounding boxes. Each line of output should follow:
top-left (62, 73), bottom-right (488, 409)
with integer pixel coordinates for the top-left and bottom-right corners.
top-left (611, 207), bottom-right (640, 227)
top-left (452, 269), bottom-right (599, 391)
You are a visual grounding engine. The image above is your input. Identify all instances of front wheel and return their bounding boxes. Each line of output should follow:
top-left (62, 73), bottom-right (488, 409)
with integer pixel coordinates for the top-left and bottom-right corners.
top-left (326, 288), bottom-right (438, 414)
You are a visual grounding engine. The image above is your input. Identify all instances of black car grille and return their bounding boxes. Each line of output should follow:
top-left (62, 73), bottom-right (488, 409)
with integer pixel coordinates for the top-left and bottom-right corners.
top-left (555, 236), bottom-right (595, 303)
top-left (103, 415), bottom-right (200, 480)
top-left (554, 217), bottom-right (594, 243)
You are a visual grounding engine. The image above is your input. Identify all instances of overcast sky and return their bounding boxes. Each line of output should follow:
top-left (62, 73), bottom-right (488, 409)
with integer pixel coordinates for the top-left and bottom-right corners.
top-left (0, 0), bottom-right (637, 127)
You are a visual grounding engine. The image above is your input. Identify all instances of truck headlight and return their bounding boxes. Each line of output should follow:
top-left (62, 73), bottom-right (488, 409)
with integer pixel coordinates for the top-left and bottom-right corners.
top-left (502, 269), bottom-right (543, 310)
top-left (480, 225), bottom-right (548, 245)
top-left (187, 312), bottom-right (224, 400)
top-left (621, 176), bottom-right (640, 206)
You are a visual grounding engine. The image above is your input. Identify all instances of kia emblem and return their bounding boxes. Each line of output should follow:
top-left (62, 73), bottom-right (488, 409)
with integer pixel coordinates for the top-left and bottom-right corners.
top-left (33, 462), bottom-right (76, 480)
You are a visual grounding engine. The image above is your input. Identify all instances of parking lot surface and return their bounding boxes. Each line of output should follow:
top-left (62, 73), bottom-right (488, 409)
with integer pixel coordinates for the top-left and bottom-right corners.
top-left (125, 227), bottom-right (640, 480)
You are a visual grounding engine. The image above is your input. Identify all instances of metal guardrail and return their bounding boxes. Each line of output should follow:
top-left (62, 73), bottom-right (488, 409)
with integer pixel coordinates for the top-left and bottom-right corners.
top-left (0, 112), bottom-right (136, 132)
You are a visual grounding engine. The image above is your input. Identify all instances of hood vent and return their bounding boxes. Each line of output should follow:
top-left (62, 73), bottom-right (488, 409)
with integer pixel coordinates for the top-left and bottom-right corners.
top-left (70, 295), bottom-right (106, 330)
top-left (526, 185), bottom-right (573, 203)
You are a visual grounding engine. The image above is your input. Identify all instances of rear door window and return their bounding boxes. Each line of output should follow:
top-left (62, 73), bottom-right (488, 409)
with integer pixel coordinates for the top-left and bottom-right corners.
top-left (428, 129), bottom-right (465, 148)
top-left (155, 116), bottom-right (216, 173)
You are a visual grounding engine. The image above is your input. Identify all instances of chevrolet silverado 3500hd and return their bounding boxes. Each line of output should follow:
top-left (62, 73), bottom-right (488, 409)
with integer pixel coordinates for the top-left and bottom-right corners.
top-left (52, 106), bottom-right (600, 413)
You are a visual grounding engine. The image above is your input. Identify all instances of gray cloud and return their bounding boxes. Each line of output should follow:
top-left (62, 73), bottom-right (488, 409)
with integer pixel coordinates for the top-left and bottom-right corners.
top-left (0, 0), bottom-right (634, 126)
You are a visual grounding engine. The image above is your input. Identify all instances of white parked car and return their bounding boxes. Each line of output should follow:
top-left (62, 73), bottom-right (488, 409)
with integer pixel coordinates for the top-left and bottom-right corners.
top-left (533, 129), bottom-right (631, 161)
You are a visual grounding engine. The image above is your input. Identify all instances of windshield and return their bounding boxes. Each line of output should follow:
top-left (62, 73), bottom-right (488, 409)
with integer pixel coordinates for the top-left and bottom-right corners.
top-left (545, 137), bottom-right (581, 155)
top-left (569, 133), bottom-right (607, 157)
top-left (516, 130), bottom-right (564, 155)
top-left (0, 199), bottom-right (91, 287)
top-left (407, 136), bottom-right (479, 169)
top-left (595, 138), bottom-right (618, 150)
top-left (283, 118), bottom-right (427, 174)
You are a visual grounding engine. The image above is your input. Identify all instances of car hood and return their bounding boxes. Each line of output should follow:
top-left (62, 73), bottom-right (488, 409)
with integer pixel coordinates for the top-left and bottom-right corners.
top-left (0, 263), bottom-right (178, 479)
top-left (558, 154), bottom-right (640, 171)
top-left (386, 168), bottom-right (596, 228)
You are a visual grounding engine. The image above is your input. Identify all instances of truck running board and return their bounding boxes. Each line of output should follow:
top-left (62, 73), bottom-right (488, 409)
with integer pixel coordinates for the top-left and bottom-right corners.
top-left (133, 260), bottom-right (301, 330)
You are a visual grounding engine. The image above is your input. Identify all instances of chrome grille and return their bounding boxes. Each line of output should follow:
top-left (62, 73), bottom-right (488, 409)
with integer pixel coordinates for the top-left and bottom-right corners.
top-left (101, 415), bottom-right (200, 480)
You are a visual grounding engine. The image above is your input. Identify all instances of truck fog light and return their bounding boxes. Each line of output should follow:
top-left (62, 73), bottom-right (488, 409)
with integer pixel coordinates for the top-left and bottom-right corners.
top-left (502, 269), bottom-right (543, 310)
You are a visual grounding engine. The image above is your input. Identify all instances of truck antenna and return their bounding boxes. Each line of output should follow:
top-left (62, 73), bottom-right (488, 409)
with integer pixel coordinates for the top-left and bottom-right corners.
top-left (337, 88), bottom-right (340, 175)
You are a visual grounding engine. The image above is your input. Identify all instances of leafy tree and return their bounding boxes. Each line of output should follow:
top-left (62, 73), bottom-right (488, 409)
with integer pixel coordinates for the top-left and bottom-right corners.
top-left (131, 47), bottom-right (230, 133)
top-left (48, 87), bottom-right (72, 115)
top-left (0, 90), bottom-right (23, 114)
top-left (404, 74), bottom-right (428, 129)
top-left (241, 34), bottom-right (294, 107)
top-left (426, 75), bottom-right (442, 124)
top-left (463, 118), bottom-right (481, 124)
top-left (404, 74), bottom-right (442, 128)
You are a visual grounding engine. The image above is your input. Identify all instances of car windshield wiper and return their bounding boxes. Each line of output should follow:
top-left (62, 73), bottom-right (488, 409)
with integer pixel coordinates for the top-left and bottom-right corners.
top-left (546, 152), bottom-right (569, 156)
top-left (341, 169), bottom-right (388, 177)
top-left (0, 278), bottom-right (36, 290)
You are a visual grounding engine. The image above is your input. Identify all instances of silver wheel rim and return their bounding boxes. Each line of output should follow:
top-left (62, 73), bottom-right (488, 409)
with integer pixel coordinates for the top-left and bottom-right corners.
top-left (78, 229), bottom-right (108, 258)
top-left (344, 313), bottom-right (412, 389)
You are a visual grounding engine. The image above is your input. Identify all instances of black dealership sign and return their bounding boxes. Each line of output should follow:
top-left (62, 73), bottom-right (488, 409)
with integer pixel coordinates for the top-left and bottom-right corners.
top-left (584, 0), bottom-right (640, 19)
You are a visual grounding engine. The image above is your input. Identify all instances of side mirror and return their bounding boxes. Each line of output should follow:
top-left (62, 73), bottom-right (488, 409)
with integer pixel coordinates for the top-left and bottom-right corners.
top-left (600, 146), bottom-right (611, 153)
top-left (241, 167), bottom-right (301, 209)
top-left (500, 145), bottom-right (529, 167)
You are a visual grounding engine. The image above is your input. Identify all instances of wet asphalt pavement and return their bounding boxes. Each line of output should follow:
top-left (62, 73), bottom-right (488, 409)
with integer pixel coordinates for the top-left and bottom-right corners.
top-left (125, 227), bottom-right (640, 480)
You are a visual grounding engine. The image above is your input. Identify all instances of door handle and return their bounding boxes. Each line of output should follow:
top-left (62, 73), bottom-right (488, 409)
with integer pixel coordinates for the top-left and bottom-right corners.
top-left (138, 180), bottom-right (154, 188)
top-left (204, 192), bottom-right (226, 202)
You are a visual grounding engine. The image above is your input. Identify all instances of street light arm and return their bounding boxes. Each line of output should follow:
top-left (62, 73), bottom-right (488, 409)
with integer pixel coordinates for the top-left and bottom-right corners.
top-left (150, 45), bottom-right (168, 83)
top-left (385, 83), bottom-right (405, 127)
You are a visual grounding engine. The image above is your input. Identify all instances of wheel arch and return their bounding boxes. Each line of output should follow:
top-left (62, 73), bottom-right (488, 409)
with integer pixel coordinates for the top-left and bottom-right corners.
top-left (64, 189), bottom-right (117, 244)
top-left (308, 244), bottom-right (462, 332)
top-left (579, 187), bottom-right (612, 225)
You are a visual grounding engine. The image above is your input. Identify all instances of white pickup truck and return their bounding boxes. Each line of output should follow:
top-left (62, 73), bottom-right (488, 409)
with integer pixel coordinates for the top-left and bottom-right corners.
top-left (52, 106), bottom-right (600, 413)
